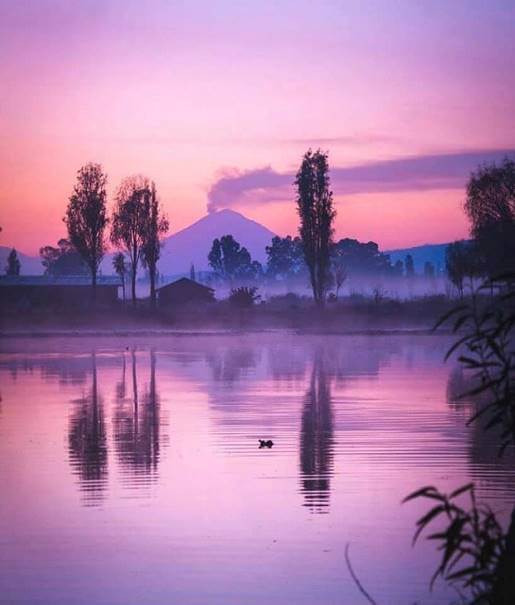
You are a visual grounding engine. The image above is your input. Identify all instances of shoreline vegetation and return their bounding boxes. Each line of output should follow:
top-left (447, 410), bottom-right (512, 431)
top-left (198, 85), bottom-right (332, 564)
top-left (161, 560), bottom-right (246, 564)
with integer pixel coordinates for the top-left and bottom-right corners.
top-left (0, 328), bottom-right (448, 338)
top-left (0, 292), bottom-right (461, 336)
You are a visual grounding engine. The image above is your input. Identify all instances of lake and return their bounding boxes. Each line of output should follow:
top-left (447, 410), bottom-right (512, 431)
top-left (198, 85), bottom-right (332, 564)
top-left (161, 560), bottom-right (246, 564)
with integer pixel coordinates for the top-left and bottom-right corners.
top-left (0, 334), bottom-right (514, 605)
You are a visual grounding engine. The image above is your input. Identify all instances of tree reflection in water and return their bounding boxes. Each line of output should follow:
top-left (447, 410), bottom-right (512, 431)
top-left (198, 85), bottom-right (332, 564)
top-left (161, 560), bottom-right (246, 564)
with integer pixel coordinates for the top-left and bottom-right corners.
top-left (299, 349), bottom-right (334, 513)
top-left (68, 352), bottom-right (108, 505)
top-left (113, 349), bottom-right (161, 480)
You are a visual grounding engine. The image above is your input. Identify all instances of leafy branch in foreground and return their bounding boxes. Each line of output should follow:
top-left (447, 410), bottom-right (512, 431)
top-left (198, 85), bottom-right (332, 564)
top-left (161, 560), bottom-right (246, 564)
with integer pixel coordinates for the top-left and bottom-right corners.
top-left (403, 484), bottom-right (505, 602)
top-left (434, 274), bottom-right (515, 454)
top-left (406, 274), bottom-right (515, 603)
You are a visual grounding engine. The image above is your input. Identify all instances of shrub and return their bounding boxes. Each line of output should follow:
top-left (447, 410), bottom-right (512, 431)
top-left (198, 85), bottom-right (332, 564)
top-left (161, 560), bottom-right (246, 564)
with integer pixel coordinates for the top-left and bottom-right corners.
top-left (228, 286), bottom-right (261, 308)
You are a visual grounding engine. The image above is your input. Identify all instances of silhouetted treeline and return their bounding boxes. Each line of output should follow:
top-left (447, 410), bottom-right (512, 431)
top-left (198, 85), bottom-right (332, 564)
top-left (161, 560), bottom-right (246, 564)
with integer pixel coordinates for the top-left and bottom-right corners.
top-left (25, 152), bottom-right (515, 307)
top-left (446, 158), bottom-right (515, 296)
top-left (204, 150), bottom-right (438, 300)
top-left (38, 164), bottom-right (169, 305)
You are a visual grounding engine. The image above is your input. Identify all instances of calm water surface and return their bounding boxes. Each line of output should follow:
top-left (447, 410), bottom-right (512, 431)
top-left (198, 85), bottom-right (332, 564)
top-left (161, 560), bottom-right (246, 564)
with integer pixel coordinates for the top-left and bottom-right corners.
top-left (1, 334), bottom-right (514, 605)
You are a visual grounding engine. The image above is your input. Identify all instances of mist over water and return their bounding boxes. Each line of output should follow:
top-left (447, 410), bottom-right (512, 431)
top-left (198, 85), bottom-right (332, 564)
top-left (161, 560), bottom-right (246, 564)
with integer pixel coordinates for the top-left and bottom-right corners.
top-left (1, 334), bottom-right (514, 604)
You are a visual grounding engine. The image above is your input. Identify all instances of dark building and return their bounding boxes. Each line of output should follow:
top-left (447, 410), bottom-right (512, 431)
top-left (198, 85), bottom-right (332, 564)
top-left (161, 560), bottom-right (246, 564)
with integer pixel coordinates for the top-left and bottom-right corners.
top-left (157, 277), bottom-right (215, 306)
top-left (0, 276), bottom-right (121, 308)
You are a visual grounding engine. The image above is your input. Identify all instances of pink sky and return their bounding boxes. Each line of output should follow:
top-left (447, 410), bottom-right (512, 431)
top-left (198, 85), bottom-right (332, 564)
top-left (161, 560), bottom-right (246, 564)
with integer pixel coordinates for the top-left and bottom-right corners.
top-left (1, 1), bottom-right (514, 254)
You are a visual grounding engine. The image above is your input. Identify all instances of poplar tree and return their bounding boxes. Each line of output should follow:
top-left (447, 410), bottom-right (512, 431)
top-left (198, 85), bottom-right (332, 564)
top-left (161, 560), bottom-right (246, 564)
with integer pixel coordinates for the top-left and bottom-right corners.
top-left (295, 149), bottom-right (336, 305)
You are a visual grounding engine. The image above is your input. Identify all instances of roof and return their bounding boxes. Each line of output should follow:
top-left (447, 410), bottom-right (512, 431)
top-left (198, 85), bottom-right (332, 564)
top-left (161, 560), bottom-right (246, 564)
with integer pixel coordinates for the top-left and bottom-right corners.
top-left (0, 275), bottom-right (122, 287)
top-left (156, 277), bottom-right (214, 293)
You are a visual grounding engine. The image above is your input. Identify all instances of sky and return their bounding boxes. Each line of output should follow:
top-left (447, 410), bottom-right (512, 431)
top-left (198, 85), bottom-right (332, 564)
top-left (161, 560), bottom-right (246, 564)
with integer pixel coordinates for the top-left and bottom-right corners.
top-left (1, 0), bottom-right (515, 254)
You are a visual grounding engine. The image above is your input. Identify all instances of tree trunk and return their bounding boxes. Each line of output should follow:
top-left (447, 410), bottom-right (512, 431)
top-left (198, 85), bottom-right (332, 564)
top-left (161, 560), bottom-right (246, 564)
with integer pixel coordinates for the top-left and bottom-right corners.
top-left (131, 348), bottom-right (138, 419)
top-left (92, 267), bottom-right (97, 305)
top-left (131, 243), bottom-right (137, 306)
top-left (149, 265), bottom-right (156, 309)
top-left (316, 264), bottom-right (325, 307)
top-left (131, 266), bottom-right (137, 306)
top-left (308, 265), bottom-right (318, 304)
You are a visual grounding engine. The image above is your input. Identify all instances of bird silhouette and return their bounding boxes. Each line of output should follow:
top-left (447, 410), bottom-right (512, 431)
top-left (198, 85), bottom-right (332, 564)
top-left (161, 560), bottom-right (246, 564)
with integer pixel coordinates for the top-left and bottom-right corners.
top-left (259, 439), bottom-right (274, 448)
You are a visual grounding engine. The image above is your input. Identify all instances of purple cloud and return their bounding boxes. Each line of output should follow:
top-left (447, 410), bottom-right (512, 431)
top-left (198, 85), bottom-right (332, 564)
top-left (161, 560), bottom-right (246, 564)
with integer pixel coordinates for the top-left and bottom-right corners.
top-left (207, 167), bottom-right (291, 213)
top-left (207, 148), bottom-right (515, 213)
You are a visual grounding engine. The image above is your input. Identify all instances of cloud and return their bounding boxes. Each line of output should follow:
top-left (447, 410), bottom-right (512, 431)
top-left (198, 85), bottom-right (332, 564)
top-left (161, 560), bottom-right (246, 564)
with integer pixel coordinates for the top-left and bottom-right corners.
top-left (285, 134), bottom-right (401, 146)
top-left (207, 148), bottom-right (515, 213)
top-left (207, 166), bottom-right (291, 213)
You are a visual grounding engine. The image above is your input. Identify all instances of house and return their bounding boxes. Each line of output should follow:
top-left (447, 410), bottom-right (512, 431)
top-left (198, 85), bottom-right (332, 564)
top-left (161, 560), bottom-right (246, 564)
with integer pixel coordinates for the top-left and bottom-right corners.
top-left (157, 277), bottom-right (215, 306)
top-left (0, 275), bottom-right (121, 308)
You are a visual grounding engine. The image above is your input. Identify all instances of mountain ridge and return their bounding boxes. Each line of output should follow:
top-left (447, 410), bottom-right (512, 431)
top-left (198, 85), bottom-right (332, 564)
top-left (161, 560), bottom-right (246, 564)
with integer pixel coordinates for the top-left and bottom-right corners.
top-left (386, 242), bottom-right (451, 271)
top-left (157, 209), bottom-right (277, 274)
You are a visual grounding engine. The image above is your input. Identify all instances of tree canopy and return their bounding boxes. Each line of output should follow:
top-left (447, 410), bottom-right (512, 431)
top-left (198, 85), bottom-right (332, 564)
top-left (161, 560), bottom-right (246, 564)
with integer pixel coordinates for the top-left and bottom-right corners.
top-left (40, 239), bottom-right (88, 276)
top-left (331, 238), bottom-right (392, 276)
top-left (265, 235), bottom-right (306, 281)
top-left (208, 234), bottom-right (262, 282)
top-left (111, 175), bottom-right (152, 304)
top-left (64, 163), bottom-right (108, 294)
top-left (465, 158), bottom-right (515, 277)
top-left (295, 149), bottom-right (336, 304)
top-left (140, 182), bottom-right (169, 307)
top-left (445, 240), bottom-right (481, 297)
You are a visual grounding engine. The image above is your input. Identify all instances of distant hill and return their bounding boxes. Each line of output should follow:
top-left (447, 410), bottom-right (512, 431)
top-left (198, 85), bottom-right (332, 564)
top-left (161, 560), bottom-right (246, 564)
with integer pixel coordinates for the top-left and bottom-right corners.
top-left (0, 246), bottom-right (43, 275)
top-left (386, 243), bottom-right (451, 273)
top-left (2, 214), bottom-right (455, 278)
top-left (1, 210), bottom-right (277, 278)
top-left (155, 209), bottom-right (277, 275)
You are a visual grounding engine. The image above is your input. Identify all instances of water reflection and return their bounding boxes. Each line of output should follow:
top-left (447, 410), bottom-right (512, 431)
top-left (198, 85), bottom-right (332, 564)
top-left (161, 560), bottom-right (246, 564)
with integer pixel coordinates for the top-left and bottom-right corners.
top-left (1, 355), bottom-right (88, 385)
top-left (115, 351), bottom-right (128, 401)
top-left (3, 336), bottom-right (515, 605)
top-left (299, 350), bottom-right (334, 513)
top-left (113, 349), bottom-right (161, 482)
top-left (68, 352), bottom-right (108, 505)
top-left (446, 367), bottom-right (515, 494)
top-left (206, 346), bottom-right (258, 383)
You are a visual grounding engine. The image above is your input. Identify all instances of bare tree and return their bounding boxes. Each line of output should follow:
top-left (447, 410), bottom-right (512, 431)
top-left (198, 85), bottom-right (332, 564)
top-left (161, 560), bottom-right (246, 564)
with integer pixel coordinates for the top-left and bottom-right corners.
top-left (64, 163), bottom-right (108, 300)
top-left (295, 149), bottom-right (336, 305)
top-left (111, 176), bottom-right (151, 306)
top-left (141, 182), bottom-right (169, 307)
